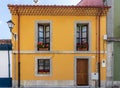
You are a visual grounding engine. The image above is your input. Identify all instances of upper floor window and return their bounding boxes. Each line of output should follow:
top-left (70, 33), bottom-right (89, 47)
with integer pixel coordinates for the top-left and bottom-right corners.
top-left (76, 23), bottom-right (89, 51)
top-left (37, 23), bottom-right (50, 51)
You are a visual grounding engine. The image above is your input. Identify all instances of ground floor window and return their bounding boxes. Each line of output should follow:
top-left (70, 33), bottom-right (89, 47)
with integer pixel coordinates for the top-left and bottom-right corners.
top-left (38, 59), bottom-right (50, 74)
top-left (35, 57), bottom-right (51, 76)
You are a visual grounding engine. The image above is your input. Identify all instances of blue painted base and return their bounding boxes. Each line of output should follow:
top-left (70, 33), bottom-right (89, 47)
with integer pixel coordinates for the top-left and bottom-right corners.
top-left (0, 78), bottom-right (12, 87)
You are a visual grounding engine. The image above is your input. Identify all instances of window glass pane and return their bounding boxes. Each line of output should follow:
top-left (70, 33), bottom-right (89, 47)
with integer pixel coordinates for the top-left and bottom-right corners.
top-left (46, 32), bottom-right (50, 37)
top-left (39, 59), bottom-right (43, 63)
top-left (45, 39), bottom-right (50, 43)
top-left (46, 26), bottom-right (50, 32)
top-left (45, 60), bottom-right (50, 65)
top-left (77, 39), bottom-right (79, 43)
top-left (45, 66), bottom-right (49, 69)
top-left (39, 32), bottom-right (43, 37)
top-left (39, 26), bottom-right (43, 32)
top-left (38, 39), bottom-right (43, 42)
top-left (77, 27), bottom-right (80, 32)
top-left (82, 26), bottom-right (87, 38)
top-left (82, 39), bottom-right (87, 43)
top-left (77, 32), bottom-right (80, 37)
top-left (82, 26), bottom-right (87, 32)
top-left (82, 32), bottom-right (86, 37)
top-left (39, 66), bottom-right (44, 70)
top-left (39, 62), bottom-right (44, 65)
top-left (77, 38), bottom-right (81, 43)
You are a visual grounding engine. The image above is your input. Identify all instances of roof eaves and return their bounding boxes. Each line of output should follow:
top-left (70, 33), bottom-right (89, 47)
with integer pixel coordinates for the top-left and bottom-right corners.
top-left (8, 4), bottom-right (111, 8)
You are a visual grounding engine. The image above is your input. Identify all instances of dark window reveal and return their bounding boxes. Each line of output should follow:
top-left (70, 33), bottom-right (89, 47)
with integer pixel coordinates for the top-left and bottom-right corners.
top-left (76, 24), bottom-right (89, 51)
top-left (37, 59), bottom-right (50, 74)
top-left (37, 24), bottom-right (50, 51)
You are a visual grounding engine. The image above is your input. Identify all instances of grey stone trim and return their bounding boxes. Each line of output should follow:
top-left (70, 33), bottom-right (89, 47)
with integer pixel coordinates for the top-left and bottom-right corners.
top-left (101, 80), bottom-right (106, 88)
top-left (106, 43), bottom-right (114, 88)
top-left (34, 20), bottom-right (52, 52)
top-left (12, 80), bottom-right (17, 88)
top-left (12, 50), bottom-right (107, 54)
top-left (91, 80), bottom-right (106, 88)
top-left (106, 0), bottom-right (114, 88)
top-left (13, 80), bottom-right (107, 88)
top-left (113, 81), bottom-right (120, 87)
top-left (74, 56), bottom-right (92, 86)
top-left (74, 21), bottom-right (92, 53)
top-left (35, 56), bottom-right (52, 76)
top-left (13, 53), bottom-right (17, 84)
top-left (106, 0), bottom-right (114, 38)
top-left (20, 80), bottom-right (74, 87)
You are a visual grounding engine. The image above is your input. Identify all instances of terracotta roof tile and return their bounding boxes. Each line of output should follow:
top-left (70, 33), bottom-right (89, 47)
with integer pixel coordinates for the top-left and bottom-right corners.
top-left (77, 0), bottom-right (104, 6)
top-left (0, 39), bottom-right (11, 44)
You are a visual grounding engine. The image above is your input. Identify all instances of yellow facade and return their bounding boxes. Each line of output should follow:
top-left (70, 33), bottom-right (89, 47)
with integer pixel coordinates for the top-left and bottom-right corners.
top-left (12, 16), bottom-right (106, 79)
top-left (9, 5), bottom-right (109, 87)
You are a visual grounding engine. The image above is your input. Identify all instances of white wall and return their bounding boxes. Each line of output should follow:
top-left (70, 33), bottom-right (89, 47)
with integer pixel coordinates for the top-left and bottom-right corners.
top-left (0, 51), bottom-right (12, 77)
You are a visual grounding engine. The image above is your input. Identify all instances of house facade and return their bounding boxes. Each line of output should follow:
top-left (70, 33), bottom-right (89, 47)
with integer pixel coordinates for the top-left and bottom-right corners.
top-left (113, 0), bottom-right (120, 86)
top-left (106, 0), bottom-right (120, 87)
top-left (0, 40), bottom-right (12, 87)
top-left (0, 39), bottom-right (12, 78)
top-left (8, 0), bottom-right (110, 87)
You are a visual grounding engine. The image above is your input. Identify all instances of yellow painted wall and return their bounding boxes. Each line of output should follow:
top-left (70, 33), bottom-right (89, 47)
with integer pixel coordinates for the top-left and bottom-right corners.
top-left (12, 15), bottom-right (107, 81)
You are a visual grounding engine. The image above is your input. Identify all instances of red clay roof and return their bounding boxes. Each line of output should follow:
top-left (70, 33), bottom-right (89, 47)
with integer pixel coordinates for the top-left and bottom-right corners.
top-left (77, 0), bottom-right (104, 6)
top-left (0, 39), bottom-right (11, 44)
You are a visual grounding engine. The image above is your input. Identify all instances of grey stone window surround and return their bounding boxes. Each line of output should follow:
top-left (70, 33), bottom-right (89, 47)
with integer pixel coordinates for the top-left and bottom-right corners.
top-left (74, 21), bottom-right (92, 53)
top-left (35, 20), bottom-right (52, 52)
top-left (74, 56), bottom-right (92, 86)
top-left (35, 56), bottom-right (52, 76)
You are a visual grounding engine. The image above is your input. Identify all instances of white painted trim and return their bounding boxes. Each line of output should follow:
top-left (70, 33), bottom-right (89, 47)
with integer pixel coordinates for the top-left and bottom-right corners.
top-left (74, 56), bottom-right (92, 86)
top-left (12, 50), bottom-right (107, 54)
top-left (74, 21), bottom-right (92, 53)
top-left (35, 56), bottom-right (52, 76)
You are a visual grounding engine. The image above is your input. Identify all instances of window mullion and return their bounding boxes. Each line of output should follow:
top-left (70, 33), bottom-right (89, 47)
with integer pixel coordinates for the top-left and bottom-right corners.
top-left (48, 26), bottom-right (50, 50)
top-left (43, 60), bottom-right (45, 72)
top-left (37, 59), bottom-right (39, 73)
top-left (80, 26), bottom-right (83, 44)
top-left (87, 25), bottom-right (89, 49)
top-left (78, 27), bottom-right (80, 44)
top-left (44, 26), bottom-right (45, 45)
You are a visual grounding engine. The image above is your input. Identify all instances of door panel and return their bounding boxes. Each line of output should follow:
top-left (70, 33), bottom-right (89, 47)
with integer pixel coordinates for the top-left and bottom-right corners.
top-left (77, 59), bottom-right (88, 86)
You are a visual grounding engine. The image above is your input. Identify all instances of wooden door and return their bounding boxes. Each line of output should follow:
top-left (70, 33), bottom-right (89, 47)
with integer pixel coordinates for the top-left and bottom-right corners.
top-left (77, 59), bottom-right (88, 86)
